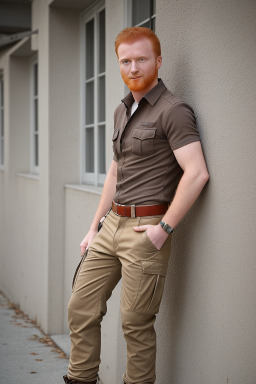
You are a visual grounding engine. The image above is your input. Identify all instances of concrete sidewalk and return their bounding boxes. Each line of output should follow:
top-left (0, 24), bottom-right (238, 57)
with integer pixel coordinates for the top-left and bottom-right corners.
top-left (0, 291), bottom-right (69, 384)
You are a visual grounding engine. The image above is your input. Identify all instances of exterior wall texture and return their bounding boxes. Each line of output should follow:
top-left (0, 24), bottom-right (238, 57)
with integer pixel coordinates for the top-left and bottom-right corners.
top-left (0, 0), bottom-right (256, 383)
top-left (153, 1), bottom-right (256, 383)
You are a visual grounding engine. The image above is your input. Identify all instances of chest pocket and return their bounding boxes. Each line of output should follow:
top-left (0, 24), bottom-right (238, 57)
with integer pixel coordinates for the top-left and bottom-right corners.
top-left (112, 129), bottom-right (119, 159)
top-left (132, 127), bottom-right (157, 156)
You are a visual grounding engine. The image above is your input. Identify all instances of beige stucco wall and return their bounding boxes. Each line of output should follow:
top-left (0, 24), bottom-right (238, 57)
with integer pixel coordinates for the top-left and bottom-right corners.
top-left (47, 4), bottom-right (81, 333)
top-left (0, 0), bottom-right (50, 331)
top-left (0, 43), bottom-right (43, 321)
top-left (1, 0), bottom-right (256, 383)
top-left (151, 1), bottom-right (256, 383)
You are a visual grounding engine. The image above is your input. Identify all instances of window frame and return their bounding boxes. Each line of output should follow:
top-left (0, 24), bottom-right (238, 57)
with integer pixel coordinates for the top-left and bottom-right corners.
top-left (30, 55), bottom-right (39, 174)
top-left (0, 71), bottom-right (4, 169)
top-left (81, 0), bottom-right (106, 186)
top-left (125, 0), bottom-right (156, 29)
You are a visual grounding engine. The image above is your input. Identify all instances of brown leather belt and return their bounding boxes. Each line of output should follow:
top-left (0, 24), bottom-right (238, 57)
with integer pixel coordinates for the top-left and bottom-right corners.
top-left (112, 201), bottom-right (168, 218)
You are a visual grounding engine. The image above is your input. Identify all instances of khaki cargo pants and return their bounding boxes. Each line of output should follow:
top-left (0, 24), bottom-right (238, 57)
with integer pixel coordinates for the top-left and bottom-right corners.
top-left (67, 209), bottom-right (172, 384)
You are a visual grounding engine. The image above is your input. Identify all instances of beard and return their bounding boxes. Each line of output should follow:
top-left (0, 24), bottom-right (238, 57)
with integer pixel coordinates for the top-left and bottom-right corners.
top-left (121, 67), bottom-right (158, 92)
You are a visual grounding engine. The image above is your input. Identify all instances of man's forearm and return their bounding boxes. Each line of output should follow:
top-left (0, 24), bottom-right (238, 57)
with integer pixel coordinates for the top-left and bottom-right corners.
top-left (162, 168), bottom-right (209, 229)
top-left (90, 162), bottom-right (117, 231)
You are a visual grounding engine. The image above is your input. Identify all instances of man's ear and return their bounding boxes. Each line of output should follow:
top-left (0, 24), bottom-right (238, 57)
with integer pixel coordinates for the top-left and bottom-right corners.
top-left (156, 56), bottom-right (162, 70)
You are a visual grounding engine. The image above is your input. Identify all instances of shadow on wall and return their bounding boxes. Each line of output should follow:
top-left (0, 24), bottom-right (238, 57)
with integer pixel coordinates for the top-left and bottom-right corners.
top-left (156, 55), bottom-right (212, 382)
top-left (159, 189), bottom-right (209, 383)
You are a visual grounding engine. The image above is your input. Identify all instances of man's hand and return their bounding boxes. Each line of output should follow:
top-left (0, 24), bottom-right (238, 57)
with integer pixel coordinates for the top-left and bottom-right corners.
top-left (79, 160), bottom-right (117, 257)
top-left (80, 228), bottom-right (98, 256)
top-left (133, 224), bottom-right (169, 250)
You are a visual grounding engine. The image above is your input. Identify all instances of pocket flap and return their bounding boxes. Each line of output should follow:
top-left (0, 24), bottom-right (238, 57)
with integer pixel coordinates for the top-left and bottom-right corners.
top-left (112, 129), bottom-right (119, 141)
top-left (132, 128), bottom-right (156, 140)
top-left (141, 260), bottom-right (167, 277)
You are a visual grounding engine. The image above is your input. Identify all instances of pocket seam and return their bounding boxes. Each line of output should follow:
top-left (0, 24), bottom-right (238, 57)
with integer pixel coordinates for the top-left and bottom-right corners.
top-left (72, 251), bottom-right (87, 291)
top-left (132, 127), bottom-right (156, 140)
top-left (140, 121), bottom-right (156, 127)
top-left (141, 259), bottom-right (167, 277)
top-left (143, 230), bottom-right (159, 252)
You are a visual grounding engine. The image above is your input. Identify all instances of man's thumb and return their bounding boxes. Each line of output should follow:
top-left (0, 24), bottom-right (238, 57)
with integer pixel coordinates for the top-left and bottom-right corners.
top-left (133, 225), bottom-right (148, 232)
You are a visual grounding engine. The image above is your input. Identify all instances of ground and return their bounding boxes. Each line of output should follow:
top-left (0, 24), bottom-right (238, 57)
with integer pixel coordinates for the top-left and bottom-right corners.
top-left (0, 290), bottom-right (69, 384)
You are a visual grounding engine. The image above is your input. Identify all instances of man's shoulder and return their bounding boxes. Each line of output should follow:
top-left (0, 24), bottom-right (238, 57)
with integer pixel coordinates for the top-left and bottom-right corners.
top-left (114, 102), bottom-right (125, 113)
top-left (114, 102), bottom-right (126, 119)
top-left (160, 87), bottom-right (185, 108)
top-left (159, 88), bottom-right (196, 119)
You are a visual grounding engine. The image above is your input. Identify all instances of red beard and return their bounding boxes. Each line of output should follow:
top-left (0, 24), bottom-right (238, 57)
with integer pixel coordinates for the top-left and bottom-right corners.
top-left (121, 67), bottom-right (158, 92)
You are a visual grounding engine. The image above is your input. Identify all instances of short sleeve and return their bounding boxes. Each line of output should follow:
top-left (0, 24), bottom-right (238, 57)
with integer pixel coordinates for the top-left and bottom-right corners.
top-left (163, 102), bottom-right (201, 151)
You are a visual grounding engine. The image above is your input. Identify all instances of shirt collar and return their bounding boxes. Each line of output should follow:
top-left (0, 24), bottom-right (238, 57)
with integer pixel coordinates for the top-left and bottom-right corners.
top-left (121, 78), bottom-right (167, 109)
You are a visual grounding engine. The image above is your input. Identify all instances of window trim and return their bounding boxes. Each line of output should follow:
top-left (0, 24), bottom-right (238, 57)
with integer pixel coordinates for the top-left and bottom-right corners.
top-left (30, 55), bottom-right (39, 174)
top-left (80, 0), bottom-right (106, 186)
top-left (125, 0), bottom-right (156, 29)
top-left (0, 70), bottom-right (4, 169)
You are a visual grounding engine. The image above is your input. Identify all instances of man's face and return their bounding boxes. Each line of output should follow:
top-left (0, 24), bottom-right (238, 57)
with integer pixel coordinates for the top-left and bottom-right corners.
top-left (117, 38), bottom-right (162, 93)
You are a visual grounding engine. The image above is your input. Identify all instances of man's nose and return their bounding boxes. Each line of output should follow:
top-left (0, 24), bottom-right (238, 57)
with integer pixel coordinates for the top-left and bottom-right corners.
top-left (130, 60), bottom-right (139, 73)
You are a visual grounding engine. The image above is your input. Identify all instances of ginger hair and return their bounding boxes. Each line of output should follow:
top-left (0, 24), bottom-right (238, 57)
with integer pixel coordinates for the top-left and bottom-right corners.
top-left (115, 27), bottom-right (161, 58)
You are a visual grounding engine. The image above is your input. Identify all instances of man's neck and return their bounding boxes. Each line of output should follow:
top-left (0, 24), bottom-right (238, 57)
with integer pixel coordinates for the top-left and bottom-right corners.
top-left (131, 78), bottom-right (159, 103)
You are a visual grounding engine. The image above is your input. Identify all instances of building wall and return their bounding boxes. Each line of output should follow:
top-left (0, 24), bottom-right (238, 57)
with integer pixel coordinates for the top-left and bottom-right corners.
top-left (0, 0), bottom-right (256, 383)
top-left (47, 4), bottom-right (81, 334)
top-left (0, 0), bottom-right (50, 331)
top-left (151, 1), bottom-right (256, 383)
top-left (0, 45), bottom-right (43, 323)
top-left (32, 0), bottom-right (50, 332)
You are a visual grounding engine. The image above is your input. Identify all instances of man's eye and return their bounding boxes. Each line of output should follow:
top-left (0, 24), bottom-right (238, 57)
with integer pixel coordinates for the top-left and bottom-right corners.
top-left (139, 58), bottom-right (145, 62)
top-left (122, 60), bottom-right (129, 65)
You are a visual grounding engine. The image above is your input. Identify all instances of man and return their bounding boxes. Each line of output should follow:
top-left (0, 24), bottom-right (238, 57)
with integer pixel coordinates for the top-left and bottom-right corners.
top-left (63, 27), bottom-right (209, 384)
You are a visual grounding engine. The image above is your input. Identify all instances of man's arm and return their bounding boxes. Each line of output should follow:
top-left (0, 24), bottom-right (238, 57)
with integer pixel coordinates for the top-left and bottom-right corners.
top-left (80, 160), bottom-right (117, 255)
top-left (162, 141), bottom-right (209, 228)
top-left (133, 141), bottom-right (209, 249)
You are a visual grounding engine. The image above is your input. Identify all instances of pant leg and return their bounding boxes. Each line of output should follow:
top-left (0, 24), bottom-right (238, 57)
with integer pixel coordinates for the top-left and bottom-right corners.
top-left (67, 211), bottom-right (122, 382)
top-left (117, 215), bottom-right (172, 384)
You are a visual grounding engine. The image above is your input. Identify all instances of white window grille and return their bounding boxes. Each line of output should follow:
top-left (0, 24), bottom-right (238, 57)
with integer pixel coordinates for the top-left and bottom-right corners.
top-left (81, 1), bottom-right (106, 185)
top-left (0, 71), bottom-right (4, 168)
top-left (30, 57), bottom-right (39, 173)
top-left (127, 0), bottom-right (156, 30)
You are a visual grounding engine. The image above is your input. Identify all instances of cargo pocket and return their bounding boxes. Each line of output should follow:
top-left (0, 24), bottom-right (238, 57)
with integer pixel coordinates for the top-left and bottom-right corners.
top-left (133, 260), bottom-right (167, 314)
top-left (112, 129), bottom-right (119, 159)
top-left (132, 127), bottom-right (156, 155)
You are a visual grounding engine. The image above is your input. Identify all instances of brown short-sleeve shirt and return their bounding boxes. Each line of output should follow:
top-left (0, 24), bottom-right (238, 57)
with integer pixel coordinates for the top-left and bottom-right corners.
top-left (112, 79), bottom-right (200, 205)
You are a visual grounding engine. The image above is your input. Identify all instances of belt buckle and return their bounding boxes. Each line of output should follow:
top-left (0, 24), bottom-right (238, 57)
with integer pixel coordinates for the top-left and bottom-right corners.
top-left (130, 204), bottom-right (136, 218)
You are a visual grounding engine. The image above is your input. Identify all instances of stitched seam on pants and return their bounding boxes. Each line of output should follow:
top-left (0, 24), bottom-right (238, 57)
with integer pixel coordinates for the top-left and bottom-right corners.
top-left (113, 219), bottom-right (127, 251)
top-left (146, 274), bottom-right (159, 312)
top-left (125, 216), bottom-right (143, 311)
top-left (131, 270), bottom-right (144, 311)
top-left (72, 253), bottom-right (87, 292)
top-left (67, 373), bottom-right (98, 383)
top-left (123, 372), bottom-right (151, 384)
top-left (112, 214), bottom-right (123, 251)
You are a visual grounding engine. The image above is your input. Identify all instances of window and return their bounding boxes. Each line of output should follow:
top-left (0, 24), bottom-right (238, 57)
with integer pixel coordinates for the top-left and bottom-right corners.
top-left (127, 0), bottom-right (156, 30)
top-left (0, 71), bottom-right (4, 168)
top-left (31, 57), bottom-right (39, 173)
top-left (82, 1), bottom-right (106, 185)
